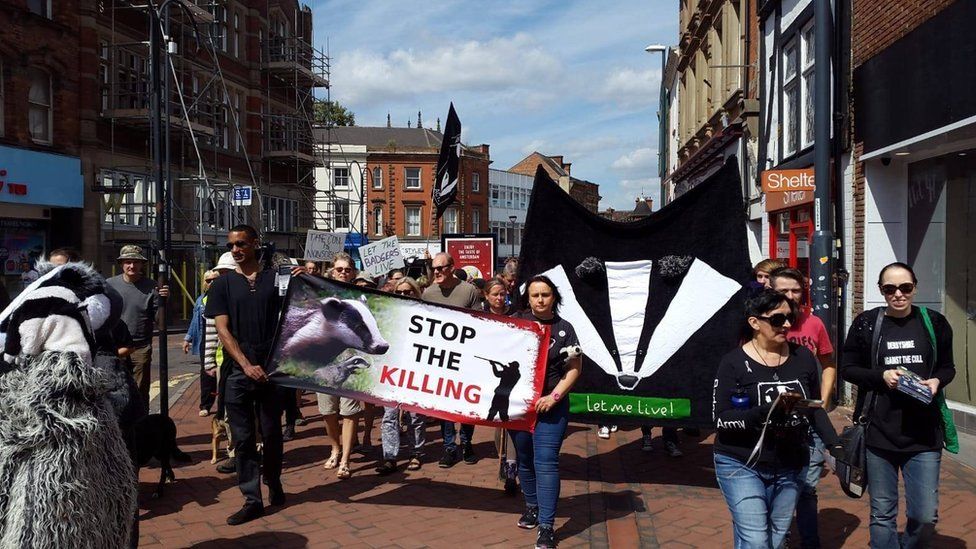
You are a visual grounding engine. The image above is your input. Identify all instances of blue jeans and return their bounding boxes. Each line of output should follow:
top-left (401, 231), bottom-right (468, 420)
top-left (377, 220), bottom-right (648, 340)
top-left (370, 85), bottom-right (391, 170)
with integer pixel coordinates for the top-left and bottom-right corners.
top-left (866, 447), bottom-right (941, 549)
top-left (510, 398), bottom-right (569, 527)
top-left (381, 407), bottom-right (426, 461)
top-left (796, 430), bottom-right (824, 548)
top-left (714, 452), bottom-right (802, 549)
top-left (442, 421), bottom-right (474, 454)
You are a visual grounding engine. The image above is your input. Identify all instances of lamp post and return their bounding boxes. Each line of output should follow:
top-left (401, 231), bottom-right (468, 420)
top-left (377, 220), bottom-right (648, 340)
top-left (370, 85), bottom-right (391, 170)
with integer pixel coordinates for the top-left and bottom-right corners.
top-left (509, 215), bottom-right (517, 260)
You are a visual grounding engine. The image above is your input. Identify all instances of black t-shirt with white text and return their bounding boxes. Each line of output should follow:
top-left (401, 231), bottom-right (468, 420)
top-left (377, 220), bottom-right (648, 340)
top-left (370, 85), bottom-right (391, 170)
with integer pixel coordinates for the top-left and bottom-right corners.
top-left (517, 312), bottom-right (580, 395)
top-left (204, 270), bottom-right (283, 371)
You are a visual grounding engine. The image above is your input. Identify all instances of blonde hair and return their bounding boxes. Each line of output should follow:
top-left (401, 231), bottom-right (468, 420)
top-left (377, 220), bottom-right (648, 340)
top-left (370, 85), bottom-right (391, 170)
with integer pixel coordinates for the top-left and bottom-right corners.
top-left (202, 269), bottom-right (219, 290)
top-left (394, 277), bottom-right (423, 298)
top-left (753, 258), bottom-right (785, 276)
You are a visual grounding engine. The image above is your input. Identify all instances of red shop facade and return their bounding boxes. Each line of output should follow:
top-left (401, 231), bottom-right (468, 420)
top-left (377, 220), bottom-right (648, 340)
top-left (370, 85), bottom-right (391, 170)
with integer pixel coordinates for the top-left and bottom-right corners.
top-left (764, 168), bottom-right (815, 303)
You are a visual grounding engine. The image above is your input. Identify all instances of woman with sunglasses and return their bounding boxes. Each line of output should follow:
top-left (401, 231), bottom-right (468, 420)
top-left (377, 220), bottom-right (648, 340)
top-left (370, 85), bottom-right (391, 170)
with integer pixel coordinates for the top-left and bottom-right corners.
top-left (840, 262), bottom-right (954, 548)
top-left (375, 277), bottom-right (427, 475)
top-left (184, 269), bottom-right (221, 417)
top-left (713, 288), bottom-right (839, 549)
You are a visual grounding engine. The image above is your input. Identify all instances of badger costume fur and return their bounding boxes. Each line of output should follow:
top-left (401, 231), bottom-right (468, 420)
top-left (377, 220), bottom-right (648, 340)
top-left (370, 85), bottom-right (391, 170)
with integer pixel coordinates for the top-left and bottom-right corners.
top-left (0, 261), bottom-right (137, 548)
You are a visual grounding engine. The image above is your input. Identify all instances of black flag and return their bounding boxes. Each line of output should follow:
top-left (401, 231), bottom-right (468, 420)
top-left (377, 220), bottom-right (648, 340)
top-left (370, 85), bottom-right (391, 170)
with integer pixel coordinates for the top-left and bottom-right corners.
top-left (433, 103), bottom-right (462, 219)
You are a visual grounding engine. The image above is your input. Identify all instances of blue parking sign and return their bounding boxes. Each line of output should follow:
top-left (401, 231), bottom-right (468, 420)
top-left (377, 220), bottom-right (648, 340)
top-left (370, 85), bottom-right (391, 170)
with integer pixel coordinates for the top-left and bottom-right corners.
top-left (233, 186), bottom-right (252, 205)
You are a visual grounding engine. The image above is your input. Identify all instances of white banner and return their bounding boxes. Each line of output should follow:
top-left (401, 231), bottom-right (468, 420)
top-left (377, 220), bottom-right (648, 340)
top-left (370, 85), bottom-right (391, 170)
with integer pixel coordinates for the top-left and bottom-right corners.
top-left (399, 240), bottom-right (441, 259)
top-left (359, 236), bottom-right (405, 278)
top-left (304, 230), bottom-right (347, 262)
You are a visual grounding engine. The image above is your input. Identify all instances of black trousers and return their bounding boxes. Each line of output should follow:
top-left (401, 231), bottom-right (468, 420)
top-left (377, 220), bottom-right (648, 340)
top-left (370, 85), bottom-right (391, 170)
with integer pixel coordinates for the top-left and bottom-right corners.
top-left (199, 355), bottom-right (218, 410)
top-left (224, 370), bottom-right (283, 506)
top-left (281, 386), bottom-right (299, 426)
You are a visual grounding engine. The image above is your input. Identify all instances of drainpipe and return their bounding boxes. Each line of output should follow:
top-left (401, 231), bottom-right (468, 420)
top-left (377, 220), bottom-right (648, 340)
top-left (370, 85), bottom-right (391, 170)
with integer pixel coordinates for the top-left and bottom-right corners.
top-left (810, 0), bottom-right (834, 333)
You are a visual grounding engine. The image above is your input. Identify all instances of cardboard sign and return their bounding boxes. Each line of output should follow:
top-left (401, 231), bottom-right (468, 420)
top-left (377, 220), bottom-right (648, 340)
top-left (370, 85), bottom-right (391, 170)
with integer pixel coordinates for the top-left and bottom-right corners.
top-left (359, 236), bottom-right (405, 278)
top-left (443, 234), bottom-right (496, 279)
top-left (268, 276), bottom-right (549, 431)
top-left (761, 168), bottom-right (815, 193)
top-left (304, 230), bottom-right (347, 262)
top-left (399, 241), bottom-right (442, 260)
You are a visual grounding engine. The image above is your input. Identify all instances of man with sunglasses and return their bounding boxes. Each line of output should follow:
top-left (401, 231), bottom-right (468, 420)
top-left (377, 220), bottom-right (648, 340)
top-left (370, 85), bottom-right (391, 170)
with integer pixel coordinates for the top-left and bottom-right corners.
top-left (205, 224), bottom-right (302, 525)
top-left (770, 267), bottom-right (835, 549)
top-left (422, 252), bottom-right (482, 467)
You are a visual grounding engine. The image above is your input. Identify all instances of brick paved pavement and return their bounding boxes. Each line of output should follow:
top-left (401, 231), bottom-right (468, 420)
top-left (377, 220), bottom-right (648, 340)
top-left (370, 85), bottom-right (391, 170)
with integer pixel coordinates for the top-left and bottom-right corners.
top-left (139, 382), bottom-right (976, 548)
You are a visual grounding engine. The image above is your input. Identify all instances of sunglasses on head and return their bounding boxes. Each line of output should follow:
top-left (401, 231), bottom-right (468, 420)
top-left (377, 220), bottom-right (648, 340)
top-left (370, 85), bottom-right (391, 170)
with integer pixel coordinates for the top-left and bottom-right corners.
top-left (225, 240), bottom-right (251, 250)
top-left (755, 312), bottom-right (796, 328)
top-left (881, 283), bottom-right (915, 295)
top-left (432, 264), bottom-right (453, 273)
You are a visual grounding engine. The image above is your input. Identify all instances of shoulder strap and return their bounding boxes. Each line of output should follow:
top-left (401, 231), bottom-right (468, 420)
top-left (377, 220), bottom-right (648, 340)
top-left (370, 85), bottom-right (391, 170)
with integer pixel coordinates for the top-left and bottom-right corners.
top-left (918, 306), bottom-right (938, 377)
top-left (859, 307), bottom-right (886, 423)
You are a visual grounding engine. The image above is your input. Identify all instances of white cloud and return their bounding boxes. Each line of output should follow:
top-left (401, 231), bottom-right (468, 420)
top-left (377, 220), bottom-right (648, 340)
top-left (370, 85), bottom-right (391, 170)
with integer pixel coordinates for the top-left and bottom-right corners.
top-left (332, 33), bottom-right (563, 106)
top-left (594, 68), bottom-right (660, 110)
top-left (611, 147), bottom-right (656, 172)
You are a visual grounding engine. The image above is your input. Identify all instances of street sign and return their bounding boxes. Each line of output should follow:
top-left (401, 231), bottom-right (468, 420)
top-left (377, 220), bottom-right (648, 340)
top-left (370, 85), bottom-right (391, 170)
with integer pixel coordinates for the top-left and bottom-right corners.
top-left (232, 185), bottom-right (252, 206)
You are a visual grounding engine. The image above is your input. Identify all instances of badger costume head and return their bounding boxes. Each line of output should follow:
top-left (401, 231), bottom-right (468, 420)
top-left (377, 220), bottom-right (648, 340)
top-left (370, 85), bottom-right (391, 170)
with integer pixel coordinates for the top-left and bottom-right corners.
top-left (0, 260), bottom-right (120, 368)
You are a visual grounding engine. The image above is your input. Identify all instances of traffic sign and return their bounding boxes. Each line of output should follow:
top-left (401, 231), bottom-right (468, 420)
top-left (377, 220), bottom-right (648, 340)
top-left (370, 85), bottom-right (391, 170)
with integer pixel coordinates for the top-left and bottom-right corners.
top-left (233, 186), bottom-right (252, 206)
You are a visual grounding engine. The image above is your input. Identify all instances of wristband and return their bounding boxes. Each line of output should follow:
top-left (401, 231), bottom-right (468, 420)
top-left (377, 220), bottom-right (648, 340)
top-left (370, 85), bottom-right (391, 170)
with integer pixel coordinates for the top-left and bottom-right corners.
top-left (551, 392), bottom-right (561, 402)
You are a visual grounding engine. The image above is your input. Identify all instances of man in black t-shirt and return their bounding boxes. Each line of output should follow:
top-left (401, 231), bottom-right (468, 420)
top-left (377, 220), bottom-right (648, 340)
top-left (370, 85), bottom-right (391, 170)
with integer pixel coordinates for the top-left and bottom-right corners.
top-left (205, 224), bottom-right (299, 525)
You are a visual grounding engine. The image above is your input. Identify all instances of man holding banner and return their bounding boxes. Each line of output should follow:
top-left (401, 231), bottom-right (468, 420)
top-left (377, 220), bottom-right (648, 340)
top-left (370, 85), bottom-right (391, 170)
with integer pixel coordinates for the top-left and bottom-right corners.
top-left (422, 252), bottom-right (483, 467)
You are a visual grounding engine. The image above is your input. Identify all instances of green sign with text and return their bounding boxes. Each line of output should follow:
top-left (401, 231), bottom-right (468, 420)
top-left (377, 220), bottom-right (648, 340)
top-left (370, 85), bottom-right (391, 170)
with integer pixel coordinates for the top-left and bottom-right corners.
top-left (569, 393), bottom-right (691, 419)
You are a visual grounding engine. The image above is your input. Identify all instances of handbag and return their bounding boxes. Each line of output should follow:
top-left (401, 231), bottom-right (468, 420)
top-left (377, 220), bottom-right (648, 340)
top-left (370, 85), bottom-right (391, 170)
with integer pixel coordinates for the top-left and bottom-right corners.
top-left (835, 307), bottom-right (884, 498)
top-left (918, 307), bottom-right (960, 454)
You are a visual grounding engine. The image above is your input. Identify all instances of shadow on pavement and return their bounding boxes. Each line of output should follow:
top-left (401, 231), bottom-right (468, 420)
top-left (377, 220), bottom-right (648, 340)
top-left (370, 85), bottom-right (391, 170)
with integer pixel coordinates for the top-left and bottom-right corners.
top-left (818, 507), bottom-right (860, 548)
top-left (186, 531), bottom-right (308, 548)
top-left (137, 473), bottom-right (235, 520)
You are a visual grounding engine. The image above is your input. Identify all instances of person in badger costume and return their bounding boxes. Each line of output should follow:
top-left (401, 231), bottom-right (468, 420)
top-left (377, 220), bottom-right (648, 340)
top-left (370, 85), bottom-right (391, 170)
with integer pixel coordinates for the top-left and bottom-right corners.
top-left (0, 260), bottom-right (138, 548)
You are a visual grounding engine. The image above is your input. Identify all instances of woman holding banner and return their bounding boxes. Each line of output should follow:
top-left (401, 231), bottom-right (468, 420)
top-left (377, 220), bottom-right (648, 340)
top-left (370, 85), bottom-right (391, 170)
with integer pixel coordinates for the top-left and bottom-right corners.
top-left (482, 277), bottom-right (519, 494)
top-left (376, 277), bottom-right (428, 474)
top-left (712, 289), bottom-right (840, 549)
top-left (510, 275), bottom-right (582, 549)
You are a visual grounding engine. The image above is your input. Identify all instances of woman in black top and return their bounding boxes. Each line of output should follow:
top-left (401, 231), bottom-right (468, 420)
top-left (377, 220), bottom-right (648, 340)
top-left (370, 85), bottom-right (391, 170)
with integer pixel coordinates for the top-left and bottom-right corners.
top-left (713, 289), bottom-right (839, 549)
top-left (509, 275), bottom-right (582, 549)
top-left (840, 262), bottom-right (954, 548)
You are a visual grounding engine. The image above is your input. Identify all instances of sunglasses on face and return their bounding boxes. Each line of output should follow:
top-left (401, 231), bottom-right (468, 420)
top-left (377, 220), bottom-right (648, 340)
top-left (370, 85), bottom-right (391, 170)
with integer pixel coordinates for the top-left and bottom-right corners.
top-left (204, 278), bottom-right (218, 283)
top-left (225, 240), bottom-right (251, 250)
top-left (432, 264), bottom-right (453, 273)
top-left (881, 283), bottom-right (915, 295)
top-left (755, 313), bottom-right (796, 328)
top-left (395, 289), bottom-right (415, 296)
top-left (333, 267), bottom-right (353, 273)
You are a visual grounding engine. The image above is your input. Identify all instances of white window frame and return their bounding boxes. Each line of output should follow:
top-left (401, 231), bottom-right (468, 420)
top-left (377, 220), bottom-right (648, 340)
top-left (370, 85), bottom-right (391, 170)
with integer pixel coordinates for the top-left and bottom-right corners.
top-left (373, 205), bottom-right (383, 236)
top-left (233, 13), bottom-right (241, 58)
top-left (781, 37), bottom-right (799, 159)
top-left (491, 187), bottom-right (499, 207)
top-left (264, 196), bottom-right (298, 233)
top-left (405, 167), bottom-right (421, 189)
top-left (472, 208), bottom-right (481, 233)
top-left (471, 172), bottom-right (480, 192)
top-left (799, 21), bottom-right (816, 151)
top-left (28, 67), bottom-right (52, 145)
top-left (444, 208), bottom-right (458, 234)
top-left (334, 198), bottom-right (350, 229)
top-left (333, 167), bottom-right (350, 190)
top-left (372, 166), bottom-right (382, 189)
top-left (406, 206), bottom-right (421, 236)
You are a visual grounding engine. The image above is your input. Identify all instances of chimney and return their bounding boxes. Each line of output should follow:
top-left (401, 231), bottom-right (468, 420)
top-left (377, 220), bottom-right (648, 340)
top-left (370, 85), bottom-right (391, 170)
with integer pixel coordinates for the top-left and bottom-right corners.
top-left (550, 155), bottom-right (563, 167)
top-left (563, 162), bottom-right (571, 175)
top-left (645, 197), bottom-right (654, 209)
top-left (479, 144), bottom-right (490, 156)
top-left (417, 110), bottom-right (423, 129)
top-left (386, 113), bottom-right (391, 128)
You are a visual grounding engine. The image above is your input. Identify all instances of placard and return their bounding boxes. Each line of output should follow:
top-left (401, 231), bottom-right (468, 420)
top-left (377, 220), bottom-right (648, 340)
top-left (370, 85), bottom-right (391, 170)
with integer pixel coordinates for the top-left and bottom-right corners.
top-left (359, 235), bottom-right (405, 278)
top-left (443, 233), bottom-right (496, 279)
top-left (304, 230), bottom-right (347, 262)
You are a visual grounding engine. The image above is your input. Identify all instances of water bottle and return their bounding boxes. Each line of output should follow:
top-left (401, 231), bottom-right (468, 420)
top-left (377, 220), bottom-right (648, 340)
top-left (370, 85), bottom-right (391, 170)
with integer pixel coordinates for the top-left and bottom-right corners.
top-left (731, 385), bottom-right (750, 410)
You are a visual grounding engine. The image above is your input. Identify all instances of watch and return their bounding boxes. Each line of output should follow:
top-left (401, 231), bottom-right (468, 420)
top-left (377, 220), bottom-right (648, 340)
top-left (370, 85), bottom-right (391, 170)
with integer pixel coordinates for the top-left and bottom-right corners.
top-left (551, 392), bottom-right (562, 402)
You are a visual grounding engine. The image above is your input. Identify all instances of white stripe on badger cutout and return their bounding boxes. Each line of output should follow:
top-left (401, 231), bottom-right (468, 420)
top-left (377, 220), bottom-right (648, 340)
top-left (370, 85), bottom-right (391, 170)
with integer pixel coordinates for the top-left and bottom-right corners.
top-left (605, 260), bottom-right (653, 378)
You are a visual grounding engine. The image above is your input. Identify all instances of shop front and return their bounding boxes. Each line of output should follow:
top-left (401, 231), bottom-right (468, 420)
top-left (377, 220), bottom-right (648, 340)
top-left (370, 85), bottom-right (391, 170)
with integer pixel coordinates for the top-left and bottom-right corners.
top-left (764, 167), bottom-right (815, 304)
top-left (0, 145), bottom-right (83, 297)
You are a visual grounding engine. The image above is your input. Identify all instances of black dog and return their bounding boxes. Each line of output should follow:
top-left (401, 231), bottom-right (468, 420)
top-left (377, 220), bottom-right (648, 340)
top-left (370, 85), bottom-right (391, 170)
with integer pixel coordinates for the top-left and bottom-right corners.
top-left (133, 414), bottom-right (191, 498)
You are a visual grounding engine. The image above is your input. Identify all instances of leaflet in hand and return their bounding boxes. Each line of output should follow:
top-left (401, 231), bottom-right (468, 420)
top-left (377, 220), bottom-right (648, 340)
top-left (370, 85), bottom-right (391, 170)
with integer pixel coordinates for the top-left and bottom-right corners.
top-left (896, 368), bottom-right (933, 404)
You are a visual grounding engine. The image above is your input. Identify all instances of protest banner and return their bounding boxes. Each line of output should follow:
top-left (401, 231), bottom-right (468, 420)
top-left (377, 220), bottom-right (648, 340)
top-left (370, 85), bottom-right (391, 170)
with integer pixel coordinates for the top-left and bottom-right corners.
top-left (358, 235), bottom-right (405, 278)
top-left (267, 276), bottom-right (550, 431)
top-left (304, 230), bottom-right (347, 262)
top-left (399, 240), bottom-right (441, 260)
top-left (443, 233), bottom-right (496, 279)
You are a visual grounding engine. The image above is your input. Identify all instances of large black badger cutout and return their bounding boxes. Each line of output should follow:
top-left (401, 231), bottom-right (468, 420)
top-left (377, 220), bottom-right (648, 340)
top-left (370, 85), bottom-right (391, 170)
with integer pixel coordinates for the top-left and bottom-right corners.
top-left (517, 157), bottom-right (751, 428)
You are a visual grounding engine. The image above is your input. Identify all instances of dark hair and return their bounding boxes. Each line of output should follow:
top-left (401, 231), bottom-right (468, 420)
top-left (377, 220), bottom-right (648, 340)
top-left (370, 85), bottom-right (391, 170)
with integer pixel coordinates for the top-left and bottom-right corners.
top-left (454, 268), bottom-right (468, 281)
top-left (521, 275), bottom-right (562, 315)
top-left (741, 288), bottom-right (797, 341)
top-left (769, 267), bottom-right (805, 288)
top-left (49, 247), bottom-right (81, 262)
top-left (229, 224), bottom-right (259, 241)
top-left (878, 262), bottom-right (917, 285)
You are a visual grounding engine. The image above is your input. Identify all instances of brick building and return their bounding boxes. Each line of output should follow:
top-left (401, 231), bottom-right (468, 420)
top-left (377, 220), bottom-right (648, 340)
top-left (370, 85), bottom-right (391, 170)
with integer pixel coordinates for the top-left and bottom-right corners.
top-left (849, 0), bottom-right (976, 419)
top-left (508, 151), bottom-right (600, 212)
top-left (0, 0), bottom-right (327, 309)
top-left (0, 1), bottom-right (85, 296)
top-left (599, 197), bottom-right (653, 222)
top-left (313, 125), bottom-right (490, 253)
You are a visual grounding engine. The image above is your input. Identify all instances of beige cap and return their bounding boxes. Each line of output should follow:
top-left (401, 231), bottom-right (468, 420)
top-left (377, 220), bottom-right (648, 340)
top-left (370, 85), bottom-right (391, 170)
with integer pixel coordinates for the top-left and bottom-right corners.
top-left (213, 252), bottom-right (238, 272)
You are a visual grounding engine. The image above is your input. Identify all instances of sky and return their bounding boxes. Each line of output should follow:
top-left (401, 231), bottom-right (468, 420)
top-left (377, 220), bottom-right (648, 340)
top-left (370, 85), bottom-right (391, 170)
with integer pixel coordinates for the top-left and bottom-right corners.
top-left (309, 1), bottom-right (678, 211)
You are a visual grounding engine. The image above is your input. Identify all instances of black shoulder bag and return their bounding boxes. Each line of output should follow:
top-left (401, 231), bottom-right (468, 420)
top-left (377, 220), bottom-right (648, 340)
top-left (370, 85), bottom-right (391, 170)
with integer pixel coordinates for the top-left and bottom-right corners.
top-left (835, 307), bottom-right (884, 499)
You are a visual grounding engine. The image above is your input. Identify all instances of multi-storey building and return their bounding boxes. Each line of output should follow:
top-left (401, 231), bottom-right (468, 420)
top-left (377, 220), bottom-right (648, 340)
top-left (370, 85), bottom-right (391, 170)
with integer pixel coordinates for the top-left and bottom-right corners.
top-left (0, 1), bottom-right (85, 296)
top-left (313, 129), bottom-right (368, 254)
top-left (488, 168), bottom-right (533, 263)
top-left (662, 0), bottom-right (762, 260)
top-left (850, 0), bottom-right (976, 419)
top-left (312, 125), bottom-right (490, 254)
top-left (508, 152), bottom-right (601, 212)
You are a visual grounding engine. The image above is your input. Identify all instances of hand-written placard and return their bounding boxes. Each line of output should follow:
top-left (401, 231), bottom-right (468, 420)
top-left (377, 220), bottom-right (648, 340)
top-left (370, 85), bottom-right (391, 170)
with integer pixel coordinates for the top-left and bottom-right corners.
top-left (359, 236), bottom-right (405, 278)
top-left (304, 230), bottom-right (347, 261)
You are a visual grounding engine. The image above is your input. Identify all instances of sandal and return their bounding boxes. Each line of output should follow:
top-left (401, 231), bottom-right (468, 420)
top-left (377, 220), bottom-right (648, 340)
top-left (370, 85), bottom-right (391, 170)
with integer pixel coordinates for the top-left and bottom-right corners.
top-left (336, 463), bottom-right (352, 479)
top-left (375, 460), bottom-right (397, 476)
top-left (323, 451), bottom-right (340, 470)
top-left (407, 456), bottom-right (422, 471)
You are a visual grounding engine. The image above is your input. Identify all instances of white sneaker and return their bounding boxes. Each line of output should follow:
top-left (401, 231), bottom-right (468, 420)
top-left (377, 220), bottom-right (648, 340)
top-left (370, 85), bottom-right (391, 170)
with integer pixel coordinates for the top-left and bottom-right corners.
top-left (610, 425), bottom-right (619, 433)
top-left (597, 426), bottom-right (611, 439)
top-left (665, 441), bottom-right (683, 458)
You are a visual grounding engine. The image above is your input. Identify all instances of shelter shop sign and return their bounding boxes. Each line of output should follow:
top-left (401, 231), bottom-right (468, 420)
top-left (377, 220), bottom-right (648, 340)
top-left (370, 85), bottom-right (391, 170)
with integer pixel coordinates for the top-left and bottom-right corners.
top-left (763, 168), bottom-right (815, 212)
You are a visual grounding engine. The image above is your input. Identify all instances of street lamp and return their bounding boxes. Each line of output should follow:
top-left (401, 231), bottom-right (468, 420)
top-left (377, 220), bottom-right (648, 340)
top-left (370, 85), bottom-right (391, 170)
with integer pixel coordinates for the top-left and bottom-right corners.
top-left (508, 215), bottom-right (517, 260)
